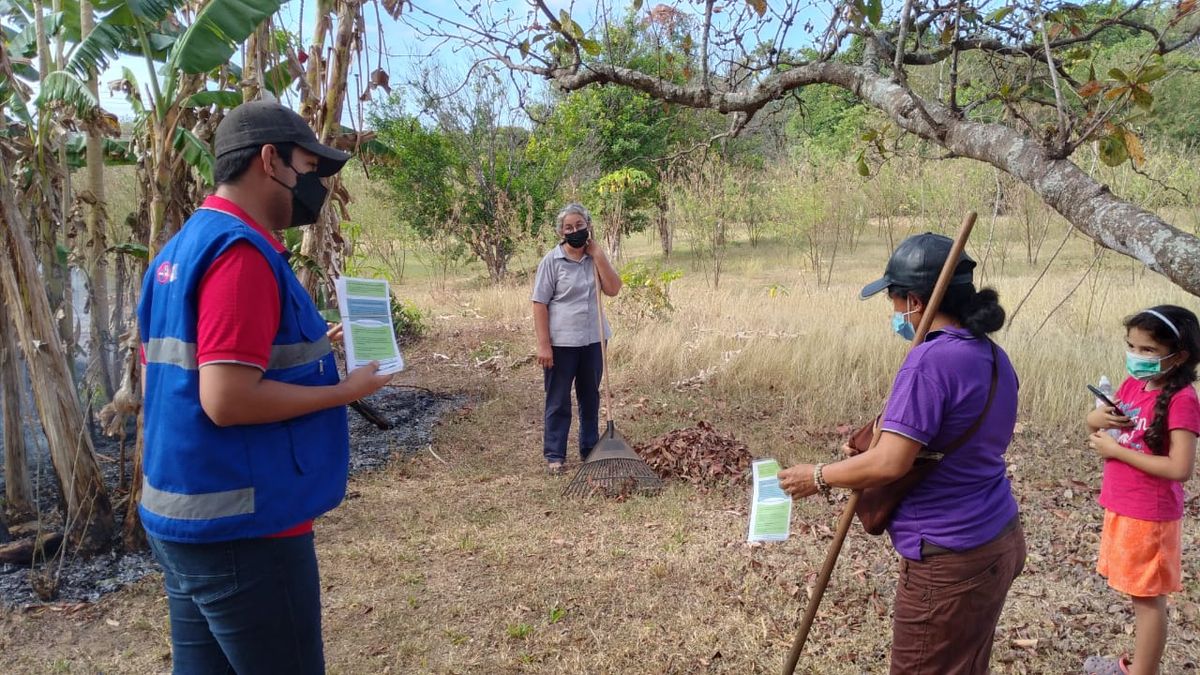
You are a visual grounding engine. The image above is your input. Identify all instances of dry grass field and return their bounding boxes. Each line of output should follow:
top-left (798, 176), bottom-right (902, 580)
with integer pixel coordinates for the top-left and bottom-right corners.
top-left (2, 166), bottom-right (1199, 673)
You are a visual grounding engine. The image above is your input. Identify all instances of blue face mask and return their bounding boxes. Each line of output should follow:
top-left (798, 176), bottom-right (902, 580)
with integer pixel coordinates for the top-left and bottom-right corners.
top-left (891, 300), bottom-right (917, 341)
top-left (1126, 351), bottom-right (1175, 380)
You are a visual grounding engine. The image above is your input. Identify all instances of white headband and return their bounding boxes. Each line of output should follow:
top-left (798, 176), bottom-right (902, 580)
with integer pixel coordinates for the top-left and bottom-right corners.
top-left (1143, 309), bottom-right (1181, 338)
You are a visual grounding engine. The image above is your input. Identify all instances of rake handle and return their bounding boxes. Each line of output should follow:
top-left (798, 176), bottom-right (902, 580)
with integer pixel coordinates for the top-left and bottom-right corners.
top-left (782, 211), bottom-right (977, 675)
top-left (594, 259), bottom-right (614, 426)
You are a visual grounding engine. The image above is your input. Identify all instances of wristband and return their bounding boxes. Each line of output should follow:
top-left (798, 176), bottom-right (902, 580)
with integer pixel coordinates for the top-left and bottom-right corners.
top-left (813, 463), bottom-right (831, 496)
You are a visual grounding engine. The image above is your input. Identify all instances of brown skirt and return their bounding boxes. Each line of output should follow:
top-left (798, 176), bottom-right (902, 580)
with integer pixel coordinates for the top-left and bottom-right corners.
top-left (889, 519), bottom-right (1026, 675)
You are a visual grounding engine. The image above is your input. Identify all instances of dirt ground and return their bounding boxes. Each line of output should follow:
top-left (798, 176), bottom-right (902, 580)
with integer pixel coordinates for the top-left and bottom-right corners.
top-left (2, 316), bottom-right (1199, 675)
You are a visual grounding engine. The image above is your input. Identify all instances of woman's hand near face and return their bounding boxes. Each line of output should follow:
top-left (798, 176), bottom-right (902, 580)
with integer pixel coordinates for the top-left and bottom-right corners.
top-left (584, 237), bottom-right (603, 259)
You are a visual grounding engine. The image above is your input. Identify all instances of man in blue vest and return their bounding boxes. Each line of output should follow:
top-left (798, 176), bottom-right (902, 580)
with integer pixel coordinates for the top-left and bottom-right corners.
top-left (138, 101), bottom-right (393, 674)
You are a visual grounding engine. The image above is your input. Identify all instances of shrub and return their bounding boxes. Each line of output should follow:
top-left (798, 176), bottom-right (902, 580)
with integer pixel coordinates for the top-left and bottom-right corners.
top-left (390, 296), bottom-right (428, 344)
top-left (615, 261), bottom-right (682, 322)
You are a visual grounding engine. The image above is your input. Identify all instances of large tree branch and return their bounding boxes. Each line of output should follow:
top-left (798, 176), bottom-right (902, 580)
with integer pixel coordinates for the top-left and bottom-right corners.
top-left (876, 0), bottom-right (1158, 66)
top-left (535, 60), bottom-right (1200, 296)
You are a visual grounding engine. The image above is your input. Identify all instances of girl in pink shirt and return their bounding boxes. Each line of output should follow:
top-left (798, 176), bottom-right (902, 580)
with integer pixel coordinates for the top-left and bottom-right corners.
top-left (1084, 305), bottom-right (1200, 675)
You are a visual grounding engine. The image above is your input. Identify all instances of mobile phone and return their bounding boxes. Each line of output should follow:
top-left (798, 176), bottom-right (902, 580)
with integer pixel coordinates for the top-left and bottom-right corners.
top-left (1086, 384), bottom-right (1120, 411)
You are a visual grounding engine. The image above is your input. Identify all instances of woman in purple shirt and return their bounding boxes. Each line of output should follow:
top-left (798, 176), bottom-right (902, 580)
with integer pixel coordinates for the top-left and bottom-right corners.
top-left (780, 233), bottom-right (1025, 675)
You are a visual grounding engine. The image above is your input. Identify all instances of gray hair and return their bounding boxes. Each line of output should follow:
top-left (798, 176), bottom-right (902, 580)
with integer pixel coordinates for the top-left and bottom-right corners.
top-left (554, 203), bottom-right (591, 233)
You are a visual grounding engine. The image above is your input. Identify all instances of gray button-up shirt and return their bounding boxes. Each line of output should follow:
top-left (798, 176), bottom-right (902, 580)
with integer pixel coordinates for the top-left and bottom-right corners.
top-left (531, 245), bottom-right (612, 347)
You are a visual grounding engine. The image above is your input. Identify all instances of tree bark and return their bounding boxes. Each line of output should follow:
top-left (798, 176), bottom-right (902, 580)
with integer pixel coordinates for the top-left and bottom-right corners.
top-left (81, 0), bottom-right (115, 403)
top-left (656, 196), bottom-right (671, 258)
top-left (0, 309), bottom-right (33, 516)
top-left (539, 60), bottom-right (1200, 296)
top-left (297, 0), bottom-right (358, 297)
top-left (0, 532), bottom-right (64, 565)
top-left (33, 0), bottom-right (72, 350)
top-left (0, 154), bottom-right (113, 555)
top-left (123, 405), bottom-right (147, 551)
top-left (242, 27), bottom-right (263, 103)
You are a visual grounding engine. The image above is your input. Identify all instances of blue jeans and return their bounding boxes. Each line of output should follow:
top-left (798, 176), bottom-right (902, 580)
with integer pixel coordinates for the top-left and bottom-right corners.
top-left (148, 533), bottom-right (325, 675)
top-left (543, 342), bottom-right (602, 463)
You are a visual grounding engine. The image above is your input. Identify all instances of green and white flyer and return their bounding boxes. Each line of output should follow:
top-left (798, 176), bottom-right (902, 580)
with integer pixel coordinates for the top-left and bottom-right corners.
top-left (748, 459), bottom-right (792, 542)
top-left (334, 276), bottom-right (405, 375)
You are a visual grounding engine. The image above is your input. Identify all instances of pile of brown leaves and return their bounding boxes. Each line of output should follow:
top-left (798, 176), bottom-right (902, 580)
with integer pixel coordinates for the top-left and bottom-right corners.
top-left (634, 421), bottom-right (751, 486)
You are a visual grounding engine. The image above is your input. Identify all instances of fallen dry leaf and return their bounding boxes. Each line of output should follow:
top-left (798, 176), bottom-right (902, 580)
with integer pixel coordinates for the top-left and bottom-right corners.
top-left (634, 421), bottom-right (751, 486)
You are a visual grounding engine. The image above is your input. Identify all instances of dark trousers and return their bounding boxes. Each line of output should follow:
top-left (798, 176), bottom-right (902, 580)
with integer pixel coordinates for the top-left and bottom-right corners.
top-left (890, 520), bottom-right (1026, 675)
top-left (543, 342), bottom-right (603, 463)
top-left (148, 533), bottom-right (325, 675)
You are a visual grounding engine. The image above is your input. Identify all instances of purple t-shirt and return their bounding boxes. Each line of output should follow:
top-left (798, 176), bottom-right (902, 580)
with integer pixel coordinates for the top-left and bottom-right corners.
top-left (881, 327), bottom-right (1020, 560)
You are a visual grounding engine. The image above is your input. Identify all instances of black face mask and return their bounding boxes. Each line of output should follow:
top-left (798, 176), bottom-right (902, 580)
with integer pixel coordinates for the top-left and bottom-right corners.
top-left (272, 165), bottom-right (328, 227)
top-left (563, 228), bottom-right (589, 249)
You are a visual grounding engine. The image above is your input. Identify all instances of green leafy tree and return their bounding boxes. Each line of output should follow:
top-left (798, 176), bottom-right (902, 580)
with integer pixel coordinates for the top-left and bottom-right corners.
top-left (533, 6), bottom-right (718, 256)
top-left (430, 0), bottom-right (1200, 296)
top-left (372, 68), bottom-right (566, 282)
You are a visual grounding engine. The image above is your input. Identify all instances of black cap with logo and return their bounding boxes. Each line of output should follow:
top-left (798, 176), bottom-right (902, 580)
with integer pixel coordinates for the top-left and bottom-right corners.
top-left (214, 101), bottom-right (350, 177)
top-left (860, 232), bottom-right (976, 300)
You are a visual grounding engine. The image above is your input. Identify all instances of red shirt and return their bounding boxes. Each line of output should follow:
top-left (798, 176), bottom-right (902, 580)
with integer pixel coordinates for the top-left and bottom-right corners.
top-left (195, 196), bottom-right (313, 538)
top-left (1098, 377), bottom-right (1200, 521)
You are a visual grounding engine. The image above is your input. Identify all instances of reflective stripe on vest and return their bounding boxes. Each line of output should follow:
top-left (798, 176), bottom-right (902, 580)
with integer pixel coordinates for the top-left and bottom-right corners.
top-left (141, 477), bottom-right (255, 520)
top-left (144, 336), bottom-right (332, 370)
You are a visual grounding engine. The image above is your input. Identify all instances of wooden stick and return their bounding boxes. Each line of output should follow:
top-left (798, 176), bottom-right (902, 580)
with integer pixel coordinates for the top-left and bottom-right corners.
top-left (782, 212), bottom-right (977, 675)
top-left (593, 259), bottom-right (614, 426)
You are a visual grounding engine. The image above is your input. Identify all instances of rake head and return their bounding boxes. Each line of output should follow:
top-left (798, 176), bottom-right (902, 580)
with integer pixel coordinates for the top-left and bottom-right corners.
top-left (561, 422), bottom-right (664, 498)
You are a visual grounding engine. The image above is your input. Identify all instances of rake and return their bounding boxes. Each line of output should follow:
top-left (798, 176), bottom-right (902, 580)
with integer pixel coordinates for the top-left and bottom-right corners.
top-left (562, 265), bottom-right (663, 498)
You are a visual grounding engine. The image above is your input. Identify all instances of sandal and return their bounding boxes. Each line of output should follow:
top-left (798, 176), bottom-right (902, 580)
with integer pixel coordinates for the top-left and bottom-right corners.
top-left (1083, 654), bottom-right (1131, 675)
top-left (546, 461), bottom-right (565, 475)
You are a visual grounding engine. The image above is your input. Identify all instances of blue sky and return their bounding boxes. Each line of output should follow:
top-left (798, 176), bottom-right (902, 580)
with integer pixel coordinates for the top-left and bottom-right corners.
top-left (94, 0), bottom-right (590, 121)
top-left (84, 0), bottom-right (834, 122)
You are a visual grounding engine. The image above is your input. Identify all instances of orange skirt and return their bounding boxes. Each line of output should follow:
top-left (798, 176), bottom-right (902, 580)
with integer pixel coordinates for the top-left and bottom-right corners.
top-left (1097, 510), bottom-right (1182, 597)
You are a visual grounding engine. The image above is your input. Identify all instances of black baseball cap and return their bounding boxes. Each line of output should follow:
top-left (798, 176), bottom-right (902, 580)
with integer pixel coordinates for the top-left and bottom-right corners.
top-left (860, 232), bottom-right (976, 299)
top-left (214, 101), bottom-right (350, 177)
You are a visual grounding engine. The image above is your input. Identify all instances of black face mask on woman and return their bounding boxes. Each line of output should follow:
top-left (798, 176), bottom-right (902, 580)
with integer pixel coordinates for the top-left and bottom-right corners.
top-left (272, 165), bottom-right (329, 227)
top-left (563, 228), bottom-right (589, 249)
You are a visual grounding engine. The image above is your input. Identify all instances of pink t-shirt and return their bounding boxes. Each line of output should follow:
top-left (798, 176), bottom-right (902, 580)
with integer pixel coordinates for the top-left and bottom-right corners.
top-left (1097, 376), bottom-right (1200, 521)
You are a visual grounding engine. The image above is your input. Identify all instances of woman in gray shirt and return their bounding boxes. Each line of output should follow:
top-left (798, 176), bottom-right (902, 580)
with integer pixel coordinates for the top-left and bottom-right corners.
top-left (531, 204), bottom-right (622, 473)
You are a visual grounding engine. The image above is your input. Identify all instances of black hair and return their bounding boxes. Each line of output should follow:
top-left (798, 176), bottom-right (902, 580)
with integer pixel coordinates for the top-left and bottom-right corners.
top-left (887, 283), bottom-right (1006, 338)
top-left (214, 142), bottom-right (295, 186)
top-left (1123, 305), bottom-right (1200, 456)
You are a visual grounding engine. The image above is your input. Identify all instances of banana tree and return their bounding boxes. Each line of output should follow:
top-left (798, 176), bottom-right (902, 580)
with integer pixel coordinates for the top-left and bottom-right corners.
top-left (0, 4), bottom-right (117, 554)
top-left (295, 0), bottom-right (404, 296)
top-left (28, 0), bottom-right (287, 549)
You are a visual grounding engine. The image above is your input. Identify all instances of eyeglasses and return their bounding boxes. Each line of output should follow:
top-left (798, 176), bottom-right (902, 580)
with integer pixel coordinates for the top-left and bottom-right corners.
top-left (561, 222), bottom-right (587, 234)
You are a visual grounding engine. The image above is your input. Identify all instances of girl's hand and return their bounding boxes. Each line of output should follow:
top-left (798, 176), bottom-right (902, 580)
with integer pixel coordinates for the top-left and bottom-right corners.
top-left (778, 464), bottom-right (819, 499)
top-left (1088, 431), bottom-right (1123, 459)
top-left (1087, 405), bottom-right (1132, 430)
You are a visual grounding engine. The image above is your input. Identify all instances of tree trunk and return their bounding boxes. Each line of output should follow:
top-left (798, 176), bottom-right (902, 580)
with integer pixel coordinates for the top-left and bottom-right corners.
top-left (81, 0), bottom-right (115, 403)
top-left (124, 409), bottom-right (147, 551)
top-left (0, 155), bottom-right (114, 555)
top-left (0, 309), bottom-right (33, 516)
top-left (33, 0), bottom-right (71, 352)
top-left (662, 196), bottom-right (672, 257)
top-left (298, 0), bottom-right (359, 297)
top-left (241, 27), bottom-right (263, 103)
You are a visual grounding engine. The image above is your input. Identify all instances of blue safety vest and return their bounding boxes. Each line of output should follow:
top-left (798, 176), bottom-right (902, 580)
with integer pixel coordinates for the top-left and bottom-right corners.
top-left (137, 207), bottom-right (348, 543)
